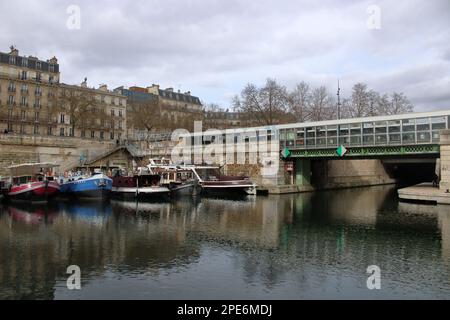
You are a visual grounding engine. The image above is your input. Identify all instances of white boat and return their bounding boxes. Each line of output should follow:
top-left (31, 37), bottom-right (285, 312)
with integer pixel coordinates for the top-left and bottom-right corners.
top-left (188, 165), bottom-right (257, 196)
top-left (148, 159), bottom-right (196, 196)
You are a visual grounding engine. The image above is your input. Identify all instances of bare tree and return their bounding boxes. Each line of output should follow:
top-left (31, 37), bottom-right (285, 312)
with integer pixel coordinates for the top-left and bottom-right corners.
top-left (288, 81), bottom-right (310, 122)
top-left (128, 98), bottom-right (164, 142)
top-left (387, 92), bottom-right (414, 115)
top-left (308, 86), bottom-right (335, 121)
top-left (233, 78), bottom-right (289, 125)
top-left (56, 87), bottom-right (107, 135)
top-left (348, 83), bottom-right (370, 118)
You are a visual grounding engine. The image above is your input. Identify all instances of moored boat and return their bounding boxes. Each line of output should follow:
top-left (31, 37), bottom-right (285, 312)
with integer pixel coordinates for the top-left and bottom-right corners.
top-left (112, 167), bottom-right (170, 200)
top-left (3, 163), bottom-right (60, 203)
top-left (59, 172), bottom-right (112, 199)
top-left (148, 159), bottom-right (196, 196)
top-left (189, 165), bottom-right (257, 196)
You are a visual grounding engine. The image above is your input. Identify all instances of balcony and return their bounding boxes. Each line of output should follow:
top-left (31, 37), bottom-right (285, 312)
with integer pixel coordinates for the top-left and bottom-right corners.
top-left (8, 87), bottom-right (16, 93)
top-left (35, 91), bottom-right (43, 97)
top-left (20, 89), bottom-right (29, 95)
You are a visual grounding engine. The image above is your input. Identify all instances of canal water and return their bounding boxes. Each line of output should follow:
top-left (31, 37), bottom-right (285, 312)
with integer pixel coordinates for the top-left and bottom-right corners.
top-left (0, 185), bottom-right (450, 300)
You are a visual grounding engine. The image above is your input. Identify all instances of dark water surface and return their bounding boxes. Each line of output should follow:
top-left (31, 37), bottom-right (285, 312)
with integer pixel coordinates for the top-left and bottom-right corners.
top-left (1, 185), bottom-right (450, 300)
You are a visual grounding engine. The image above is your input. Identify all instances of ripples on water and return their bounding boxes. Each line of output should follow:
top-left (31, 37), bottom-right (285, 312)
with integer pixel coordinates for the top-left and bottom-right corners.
top-left (0, 185), bottom-right (449, 300)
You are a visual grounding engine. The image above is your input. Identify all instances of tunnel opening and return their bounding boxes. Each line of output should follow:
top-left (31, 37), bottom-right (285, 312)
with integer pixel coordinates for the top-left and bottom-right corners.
top-left (383, 160), bottom-right (437, 188)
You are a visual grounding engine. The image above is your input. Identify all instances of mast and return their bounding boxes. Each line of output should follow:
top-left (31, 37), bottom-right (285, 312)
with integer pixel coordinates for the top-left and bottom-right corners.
top-left (337, 79), bottom-right (341, 120)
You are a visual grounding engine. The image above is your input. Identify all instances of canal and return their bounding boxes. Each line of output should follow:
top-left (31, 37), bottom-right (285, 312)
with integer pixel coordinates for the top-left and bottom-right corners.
top-left (0, 185), bottom-right (449, 300)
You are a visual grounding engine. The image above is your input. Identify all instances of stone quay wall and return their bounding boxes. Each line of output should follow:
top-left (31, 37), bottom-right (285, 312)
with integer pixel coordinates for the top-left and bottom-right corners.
top-left (0, 134), bottom-right (116, 177)
top-left (440, 130), bottom-right (450, 191)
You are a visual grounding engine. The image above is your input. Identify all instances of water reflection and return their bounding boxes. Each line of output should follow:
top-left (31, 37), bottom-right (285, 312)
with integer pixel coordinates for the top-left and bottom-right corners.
top-left (0, 185), bottom-right (449, 300)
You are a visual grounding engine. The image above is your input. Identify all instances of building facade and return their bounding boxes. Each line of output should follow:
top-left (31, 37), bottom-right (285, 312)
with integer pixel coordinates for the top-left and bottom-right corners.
top-left (115, 84), bottom-right (203, 139)
top-left (58, 81), bottom-right (127, 142)
top-left (0, 47), bottom-right (127, 142)
top-left (0, 46), bottom-right (60, 136)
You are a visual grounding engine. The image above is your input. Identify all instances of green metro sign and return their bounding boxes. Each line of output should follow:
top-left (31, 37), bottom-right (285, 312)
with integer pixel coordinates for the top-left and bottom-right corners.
top-left (281, 148), bottom-right (291, 159)
top-left (336, 145), bottom-right (348, 157)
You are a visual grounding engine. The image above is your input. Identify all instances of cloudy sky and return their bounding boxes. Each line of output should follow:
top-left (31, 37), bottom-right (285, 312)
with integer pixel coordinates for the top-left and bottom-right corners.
top-left (1, 0), bottom-right (449, 110)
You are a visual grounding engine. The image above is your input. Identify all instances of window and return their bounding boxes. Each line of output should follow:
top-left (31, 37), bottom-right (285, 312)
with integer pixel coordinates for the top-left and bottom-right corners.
top-left (47, 126), bottom-right (53, 135)
top-left (21, 110), bottom-right (26, 120)
top-left (60, 128), bottom-right (65, 136)
top-left (22, 58), bottom-right (28, 67)
top-left (34, 112), bottom-right (39, 121)
top-left (110, 132), bottom-right (114, 140)
top-left (21, 71), bottom-right (27, 80)
top-left (60, 114), bottom-right (65, 124)
top-left (21, 97), bottom-right (27, 107)
top-left (20, 124), bottom-right (25, 134)
top-left (118, 121), bottom-right (123, 130)
top-left (21, 84), bottom-right (28, 92)
top-left (69, 127), bottom-right (74, 137)
top-left (91, 131), bottom-right (95, 139)
top-left (9, 56), bottom-right (16, 64)
top-left (119, 110), bottom-right (123, 117)
top-left (111, 109), bottom-right (115, 117)
top-left (36, 61), bottom-right (41, 69)
top-left (34, 125), bottom-right (39, 135)
top-left (36, 73), bottom-right (41, 82)
top-left (49, 64), bottom-right (55, 72)
top-left (100, 131), bottom-right (104, 140)
top-left (49, 76), bottom-right (54, 84)
top-left (34, 99), bottom-right (41, 108)
top-left (8, 95), bottom-right (14, 105)
top-left (81, 130), bottom-right (85, 138)
top-left (35, 85), bottom-right (42, 95)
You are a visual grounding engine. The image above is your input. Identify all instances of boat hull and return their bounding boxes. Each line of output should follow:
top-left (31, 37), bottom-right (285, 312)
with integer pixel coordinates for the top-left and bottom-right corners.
top-left (200, 182), bottom-right (256, 196)
top-left (5, 181), bottom-right (60, 203)
top-left (59, 175), bottom-right (112, 199)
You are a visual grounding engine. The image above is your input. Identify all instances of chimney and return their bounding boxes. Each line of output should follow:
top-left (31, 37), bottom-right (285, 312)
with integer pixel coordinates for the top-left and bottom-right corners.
top-left (165, 88), bottom-right (174, 92)
top-left (184, 91), bottom-right (191, 96)
top-left (48, 56), bottom-right (58, 64)
top-left (9, 45), bottom-right (18, 56)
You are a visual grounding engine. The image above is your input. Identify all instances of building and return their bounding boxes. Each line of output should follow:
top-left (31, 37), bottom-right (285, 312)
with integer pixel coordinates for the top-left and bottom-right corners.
top-left (0, 46), bottom-right (127, 141)
top-left (204, 110), bottom-right (256, 129)
top-left (114, 84), bottom-right (203, 139)
top-left (146, 84), bottom-right (202, 112)
top-left (57, 81), bottom-right (127, 142)
top-left (0, 46), bottom-right (60, 135)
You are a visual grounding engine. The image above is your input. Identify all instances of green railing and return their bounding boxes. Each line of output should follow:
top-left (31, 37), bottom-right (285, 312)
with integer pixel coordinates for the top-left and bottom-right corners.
top-left (287, 144), bottom-right (440, 158)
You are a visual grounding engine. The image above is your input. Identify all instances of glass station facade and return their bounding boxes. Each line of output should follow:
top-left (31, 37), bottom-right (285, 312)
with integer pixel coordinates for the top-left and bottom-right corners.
top-left (278, 114), bottom-right (450, 150)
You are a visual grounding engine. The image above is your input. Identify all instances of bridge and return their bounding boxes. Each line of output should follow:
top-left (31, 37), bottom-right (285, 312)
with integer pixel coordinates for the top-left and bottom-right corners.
top-left (277, 110), bottom-right (450, 158)
top-left (176, 109), bottom-right (450, 197)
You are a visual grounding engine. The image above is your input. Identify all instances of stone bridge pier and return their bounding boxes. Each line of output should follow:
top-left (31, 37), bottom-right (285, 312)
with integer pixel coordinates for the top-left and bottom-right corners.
top-left (440, 130), bottom-right (450, 192)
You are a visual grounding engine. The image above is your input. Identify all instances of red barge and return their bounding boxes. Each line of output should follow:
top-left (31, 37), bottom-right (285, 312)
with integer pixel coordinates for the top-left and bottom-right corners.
top-left (1, 163), bottom-right (60, 203)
